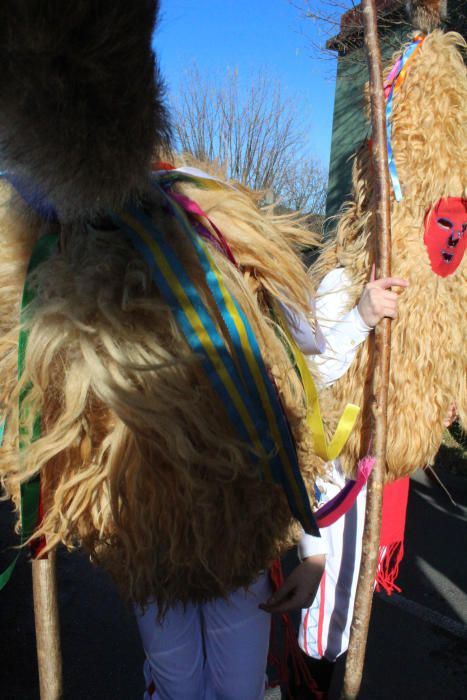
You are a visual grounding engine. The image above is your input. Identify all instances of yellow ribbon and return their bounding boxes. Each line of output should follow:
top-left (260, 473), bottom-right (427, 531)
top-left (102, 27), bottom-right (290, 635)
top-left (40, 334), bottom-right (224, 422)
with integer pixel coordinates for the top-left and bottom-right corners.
top-left (277, 308), bottom-right (360, 462)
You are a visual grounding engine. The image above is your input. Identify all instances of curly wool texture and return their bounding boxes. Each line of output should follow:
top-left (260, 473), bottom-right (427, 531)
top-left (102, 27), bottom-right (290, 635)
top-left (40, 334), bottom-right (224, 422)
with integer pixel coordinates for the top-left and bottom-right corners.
top-left (310, 31), bottom-right (467, 480)
top-left (0, 175), bottom-right (323, 610)
top-left (0, 0), bottom-right (170, 221)
top-left (406, 0), bottom-right (446, 34)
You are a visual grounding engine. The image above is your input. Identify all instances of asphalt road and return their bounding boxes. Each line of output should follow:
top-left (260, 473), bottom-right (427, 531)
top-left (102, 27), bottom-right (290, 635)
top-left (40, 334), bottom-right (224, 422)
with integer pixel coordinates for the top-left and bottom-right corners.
top-left (1, 464), bottom-right (466, 699)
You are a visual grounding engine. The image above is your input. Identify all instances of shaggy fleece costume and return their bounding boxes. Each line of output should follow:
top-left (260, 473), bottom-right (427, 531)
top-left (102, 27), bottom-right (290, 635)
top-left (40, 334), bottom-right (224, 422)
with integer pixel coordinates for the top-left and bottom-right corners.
top-left (312, 29), bottom-right (467, 480)
top-left (0, 1), bottom-right (324, 613)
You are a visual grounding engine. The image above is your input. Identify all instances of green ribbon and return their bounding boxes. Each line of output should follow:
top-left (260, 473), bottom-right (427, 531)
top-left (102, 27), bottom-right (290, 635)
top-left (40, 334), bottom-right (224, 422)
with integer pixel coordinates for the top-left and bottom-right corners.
top-left (0, 233), bottom-right (58, 590)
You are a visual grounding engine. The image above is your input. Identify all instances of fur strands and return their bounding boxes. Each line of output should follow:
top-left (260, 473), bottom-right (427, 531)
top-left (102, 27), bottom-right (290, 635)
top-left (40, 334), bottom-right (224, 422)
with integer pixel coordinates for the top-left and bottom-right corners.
top-left (406, 0), bottom-right (447, 33)
top-left (0, 175), bottom-right (322, 609)
top-left (0, 1), bottom-right (170, 221)
top-left (311, 30), bottom-right (467, 480)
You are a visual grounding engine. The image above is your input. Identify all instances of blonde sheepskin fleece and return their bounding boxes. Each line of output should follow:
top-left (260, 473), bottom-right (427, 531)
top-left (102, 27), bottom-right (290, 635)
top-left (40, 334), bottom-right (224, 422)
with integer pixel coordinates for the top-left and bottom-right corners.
top-left (0, 173), bottom-right (323, 610)
top-left (312, 30), bottom-right (467, 480)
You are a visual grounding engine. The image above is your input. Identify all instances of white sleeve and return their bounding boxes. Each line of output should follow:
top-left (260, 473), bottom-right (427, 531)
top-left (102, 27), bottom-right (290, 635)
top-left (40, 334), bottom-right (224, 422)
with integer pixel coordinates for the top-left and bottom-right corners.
top-left (276, 298), bottom-right (326, 355)
top-left (295, 269), bottom-right (369, 548)
top-left (297, 531), bottom-right (328, 559)
top-left (307, 268), bottom-right (372, 388)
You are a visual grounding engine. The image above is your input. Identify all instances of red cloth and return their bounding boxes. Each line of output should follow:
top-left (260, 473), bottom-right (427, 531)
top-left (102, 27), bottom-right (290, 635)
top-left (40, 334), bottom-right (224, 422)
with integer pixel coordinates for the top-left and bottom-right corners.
top-left (380, 477), bottom-right (409, 546)
top-left (376, 476), bottom-right (409, 595)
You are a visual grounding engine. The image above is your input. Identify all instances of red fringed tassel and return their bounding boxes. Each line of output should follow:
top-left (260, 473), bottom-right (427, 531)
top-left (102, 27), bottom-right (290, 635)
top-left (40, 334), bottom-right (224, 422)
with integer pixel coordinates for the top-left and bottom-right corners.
top-left (375, 541), bottom-right (404, 595)
top-left (376, 476), bottom-right (410, 595)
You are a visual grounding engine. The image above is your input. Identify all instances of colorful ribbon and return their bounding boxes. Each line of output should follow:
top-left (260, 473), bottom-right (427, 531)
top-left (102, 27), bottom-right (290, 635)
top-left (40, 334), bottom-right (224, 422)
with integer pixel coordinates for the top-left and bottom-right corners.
top-left (167, 178), bottom-right (363, 517)
top-left (314, 456), bottom-right (375, 528)
top-left (113, 189), bottom-right (319, 536)
top-left (384, 35), bottom-right (425, 201)
top-left (274, 305), bottom-right (360, 463)
top-left (167, 189), bottom-right (238, 267)
top-left (0, 233), bottom-right (58, 591)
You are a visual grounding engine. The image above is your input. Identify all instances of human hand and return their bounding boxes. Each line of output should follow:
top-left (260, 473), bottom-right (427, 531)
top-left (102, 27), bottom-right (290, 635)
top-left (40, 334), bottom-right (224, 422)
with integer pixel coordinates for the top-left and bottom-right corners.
top-left (357, 265), bottom-right (409, 328)
top-left (259, 555), bottom-right (325, 614)
top-left (444, 402), bottom-right (457, 428)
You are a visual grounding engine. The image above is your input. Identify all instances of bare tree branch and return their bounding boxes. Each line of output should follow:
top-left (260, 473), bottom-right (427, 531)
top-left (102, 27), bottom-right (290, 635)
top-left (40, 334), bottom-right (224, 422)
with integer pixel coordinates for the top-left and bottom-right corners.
top-left (170, 66), bottom-right (327, 214)
top-left (293, 0), bottom-right (407, 61)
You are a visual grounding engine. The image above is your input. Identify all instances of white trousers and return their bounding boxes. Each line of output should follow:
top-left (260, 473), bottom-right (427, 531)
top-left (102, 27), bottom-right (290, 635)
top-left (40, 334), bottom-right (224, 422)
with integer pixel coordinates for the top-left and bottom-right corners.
top-left (299, 462), bottom-right (366, 662)
top-left (135, 573), bottom-right (272, 700)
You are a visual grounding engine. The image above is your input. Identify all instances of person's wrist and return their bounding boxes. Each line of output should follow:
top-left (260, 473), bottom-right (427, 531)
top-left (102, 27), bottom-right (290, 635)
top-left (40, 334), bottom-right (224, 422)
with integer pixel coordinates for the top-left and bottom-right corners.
top-left (355, 303), bottom-right (374, 330)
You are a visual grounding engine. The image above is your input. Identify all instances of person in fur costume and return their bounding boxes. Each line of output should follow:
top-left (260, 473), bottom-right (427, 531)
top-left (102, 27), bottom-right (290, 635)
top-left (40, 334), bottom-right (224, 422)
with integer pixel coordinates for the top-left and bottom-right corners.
top-left (0, 2), bottom-right (338, 698)
top-left (294, 16), bottom-right (466, 699)
top-left (312, 27), bottom-right (466, 482)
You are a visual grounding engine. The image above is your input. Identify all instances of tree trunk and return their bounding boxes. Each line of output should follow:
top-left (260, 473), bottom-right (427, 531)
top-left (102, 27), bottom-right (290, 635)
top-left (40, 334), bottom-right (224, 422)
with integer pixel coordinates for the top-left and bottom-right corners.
top-left (32, 553), bottom-right (63, 699)
top-left (341, 0), bottom-right (392, 697)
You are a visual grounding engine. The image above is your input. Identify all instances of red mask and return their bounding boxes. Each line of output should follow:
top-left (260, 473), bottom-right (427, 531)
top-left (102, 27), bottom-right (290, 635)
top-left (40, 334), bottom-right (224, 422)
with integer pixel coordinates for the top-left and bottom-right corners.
top-left (424, 198), bottom-right (467, 277)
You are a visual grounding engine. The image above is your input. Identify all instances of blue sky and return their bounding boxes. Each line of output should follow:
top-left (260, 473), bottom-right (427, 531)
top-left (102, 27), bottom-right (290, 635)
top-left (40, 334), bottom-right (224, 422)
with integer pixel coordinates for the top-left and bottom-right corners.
top-left (153, 0), bottom-right (339, 169)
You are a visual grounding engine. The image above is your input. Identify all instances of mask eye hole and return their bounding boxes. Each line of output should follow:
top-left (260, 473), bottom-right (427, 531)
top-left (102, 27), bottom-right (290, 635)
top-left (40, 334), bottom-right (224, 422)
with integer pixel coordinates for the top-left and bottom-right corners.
top-left (437, 218), bottom-right (453, 230)
top-left (462, 222), bottom-right (467, 235)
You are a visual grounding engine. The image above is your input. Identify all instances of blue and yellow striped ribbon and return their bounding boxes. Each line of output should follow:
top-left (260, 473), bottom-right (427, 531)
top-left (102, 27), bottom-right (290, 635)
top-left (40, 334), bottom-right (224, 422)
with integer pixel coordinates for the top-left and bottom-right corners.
top-left (113, 194), bottom-right (319, 536)
top-left (165, 192), bottom-right (318, 531)
top-left (159, 172), bottom-right (359, 466)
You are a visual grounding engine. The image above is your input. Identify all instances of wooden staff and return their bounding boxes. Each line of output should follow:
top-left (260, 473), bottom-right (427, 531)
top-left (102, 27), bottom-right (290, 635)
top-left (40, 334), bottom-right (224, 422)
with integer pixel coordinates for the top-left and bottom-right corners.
top-left (32, 553), bottom-right (63, 699)
top-left (341, 0), bottom-right (392, 697)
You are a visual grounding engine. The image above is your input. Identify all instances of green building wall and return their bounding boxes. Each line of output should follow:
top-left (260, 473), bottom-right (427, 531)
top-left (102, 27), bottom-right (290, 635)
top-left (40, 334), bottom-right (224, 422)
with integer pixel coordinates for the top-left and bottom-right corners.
top-left (325, 25), bottom-right (410, 225)
top-left (325, 0), bottom-right (465, 229)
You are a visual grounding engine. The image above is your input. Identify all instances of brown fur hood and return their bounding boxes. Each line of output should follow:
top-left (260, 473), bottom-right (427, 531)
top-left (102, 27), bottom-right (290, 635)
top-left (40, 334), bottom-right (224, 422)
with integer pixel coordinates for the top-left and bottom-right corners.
top-left (0, 1), bottom-right (171, 221)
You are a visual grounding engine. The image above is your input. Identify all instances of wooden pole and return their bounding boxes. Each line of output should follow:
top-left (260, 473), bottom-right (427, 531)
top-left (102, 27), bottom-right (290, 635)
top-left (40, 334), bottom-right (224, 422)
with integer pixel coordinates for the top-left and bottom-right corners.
top-left (341, 1), bottom-right (392, 698)
top-left (32, 553), bottom-right (63, 699)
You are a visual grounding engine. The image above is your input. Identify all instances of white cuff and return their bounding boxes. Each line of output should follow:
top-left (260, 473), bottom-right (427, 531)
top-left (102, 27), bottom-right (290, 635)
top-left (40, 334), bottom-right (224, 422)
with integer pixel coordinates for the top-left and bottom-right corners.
top-left (325, 306), bottom-right (372, 356)
top-left (353, 305), bottom-right (374, 333)
top-left (297, 532), bottom-right (328, 560)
